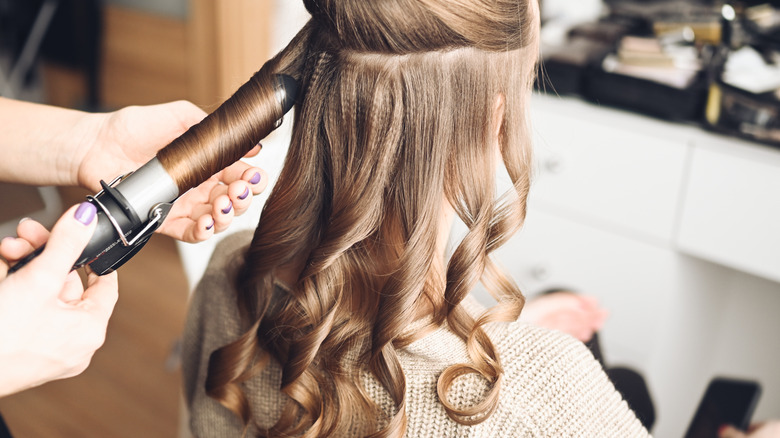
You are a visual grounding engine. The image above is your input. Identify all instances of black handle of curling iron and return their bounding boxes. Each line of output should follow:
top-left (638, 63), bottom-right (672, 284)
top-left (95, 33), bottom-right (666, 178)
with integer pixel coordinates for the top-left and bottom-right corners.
top-left (7, 246), bottom-right (45, 275)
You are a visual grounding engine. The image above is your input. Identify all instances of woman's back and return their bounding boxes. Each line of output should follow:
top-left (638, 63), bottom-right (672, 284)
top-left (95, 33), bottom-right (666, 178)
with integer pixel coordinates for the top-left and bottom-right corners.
top-left (183, 232), bottom-right (648, 437)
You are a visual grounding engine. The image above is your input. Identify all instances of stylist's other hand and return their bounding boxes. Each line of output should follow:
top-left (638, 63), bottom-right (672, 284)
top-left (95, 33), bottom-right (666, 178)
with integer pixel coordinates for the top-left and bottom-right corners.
top-left (721, 422), bottom-right (780, 438)
top-left (74, 101), bottom-right (268, 243)
top-left (155, 145), bottom-right (269, 242)
top-left (520, 291), bottom-right (609, 342)
top-left (0, 203), bottom-right (118, 397)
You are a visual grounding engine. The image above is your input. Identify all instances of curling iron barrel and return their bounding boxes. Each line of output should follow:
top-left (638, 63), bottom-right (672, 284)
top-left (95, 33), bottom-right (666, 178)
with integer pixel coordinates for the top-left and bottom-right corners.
top-left (9, 73), bottom-right (299, 276)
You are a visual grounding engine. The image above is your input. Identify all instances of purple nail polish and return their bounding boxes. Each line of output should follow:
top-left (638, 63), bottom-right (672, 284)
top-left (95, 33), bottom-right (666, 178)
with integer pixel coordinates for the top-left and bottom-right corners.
top-left (249, 172), bottom-right (261, 185)
top-left (221, 201), bottom-right (233, 215)
top-left (238, 187), bottom-right (250, 200)
top-left (74, 202), bottom-right (97, 225)
top-left (206, 220), bottom-right (215, 231)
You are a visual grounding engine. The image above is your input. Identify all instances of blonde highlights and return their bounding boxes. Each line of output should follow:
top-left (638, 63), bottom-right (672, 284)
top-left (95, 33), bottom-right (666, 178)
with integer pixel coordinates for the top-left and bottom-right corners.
top-left (204, 0), bottom-right (539, 436)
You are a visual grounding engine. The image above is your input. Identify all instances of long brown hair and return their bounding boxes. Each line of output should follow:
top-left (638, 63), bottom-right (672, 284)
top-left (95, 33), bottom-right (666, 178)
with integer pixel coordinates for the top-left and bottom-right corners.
top-left (205, 0), bottom-right (539, 436)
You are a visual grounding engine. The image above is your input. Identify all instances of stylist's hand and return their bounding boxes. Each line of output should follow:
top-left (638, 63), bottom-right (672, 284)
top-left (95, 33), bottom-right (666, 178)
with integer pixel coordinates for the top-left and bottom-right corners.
top-left (721, 422), bottom-right (780, 438)
top-left (520, 291), bottom-right (609, 342)
top-left (0, 203), bottom-right (118, 397)
top-left (73, 101), bottom-right (269, 242)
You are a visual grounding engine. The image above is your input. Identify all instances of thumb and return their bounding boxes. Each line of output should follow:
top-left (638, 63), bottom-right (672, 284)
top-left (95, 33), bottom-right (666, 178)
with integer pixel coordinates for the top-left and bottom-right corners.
top-left (720, 425), bottom-right (747, 438)
top-left (26, 202), bottom-right (98, 284)
top-left (164, 100), bottom-right (207, 129)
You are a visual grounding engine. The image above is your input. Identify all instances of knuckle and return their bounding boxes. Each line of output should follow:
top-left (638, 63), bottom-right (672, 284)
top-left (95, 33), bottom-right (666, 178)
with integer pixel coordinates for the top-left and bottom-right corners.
top-left (85, 329), bottom-right (107, 350)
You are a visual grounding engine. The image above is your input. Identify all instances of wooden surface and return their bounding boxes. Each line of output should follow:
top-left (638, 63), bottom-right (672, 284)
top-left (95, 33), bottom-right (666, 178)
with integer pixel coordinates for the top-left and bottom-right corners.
top-left (0, 184), bottom-right (44, 224)
top-left (212, 0), bottom-right (274, 99)
top-left (188, 0), bottom-right (219, 109)
top-left (101, 6), bottom-right (190, 107)
top-left (0, 187), bottom-right (190, 437)
top-left (44, 2), bottom-right (276, 110)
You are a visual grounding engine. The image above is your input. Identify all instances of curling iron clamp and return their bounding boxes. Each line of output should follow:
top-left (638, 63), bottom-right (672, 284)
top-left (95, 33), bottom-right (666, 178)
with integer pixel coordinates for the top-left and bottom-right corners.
top-left (9, 74), bottom-right (299, 276)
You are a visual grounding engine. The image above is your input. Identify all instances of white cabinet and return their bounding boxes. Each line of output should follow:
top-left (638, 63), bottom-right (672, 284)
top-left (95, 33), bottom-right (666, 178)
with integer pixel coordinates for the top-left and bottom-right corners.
top-left (677, 138), bottom-right (780, 283)
top-left (528, 93), bottom-right (780, 283)
top-left (488, 94), bottom-right (780, 437)
top-left (530, 97), bottom-right (690, 245)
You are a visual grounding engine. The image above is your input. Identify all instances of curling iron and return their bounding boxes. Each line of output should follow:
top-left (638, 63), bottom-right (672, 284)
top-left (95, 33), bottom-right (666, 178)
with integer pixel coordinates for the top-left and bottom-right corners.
top-left (9, 74), bottom-right (299, 276)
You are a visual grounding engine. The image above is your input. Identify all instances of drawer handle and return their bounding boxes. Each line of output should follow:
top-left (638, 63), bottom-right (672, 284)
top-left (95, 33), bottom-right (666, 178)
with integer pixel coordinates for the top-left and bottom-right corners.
top-left (530, 264), bottom-right (551, 281)
top-left (543, 156), bottom-right (565, 174)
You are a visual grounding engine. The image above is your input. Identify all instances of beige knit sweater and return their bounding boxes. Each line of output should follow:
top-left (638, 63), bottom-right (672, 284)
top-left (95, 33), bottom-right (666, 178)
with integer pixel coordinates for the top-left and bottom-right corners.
top-left (182, 232), bottom-right (650, 437)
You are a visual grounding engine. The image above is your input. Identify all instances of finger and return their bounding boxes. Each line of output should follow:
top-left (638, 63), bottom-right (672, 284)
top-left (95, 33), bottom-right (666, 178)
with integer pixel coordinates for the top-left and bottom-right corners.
top-left (243, 143), bottom-right (262, 158)
top-left (575, 327), bottom-right (595, 343)
top-left (216, 162), bottom-right (268, 196)
top-left (179, 214), bottom-right (216, 243)
top-left (227, 180), bottom-right (252, 216)
top-left (594, 308), bottom-right (610, 329)
top-left (0, 236), bottom-right (35, 261)
top-left (17, 218), bottom-right (51, 248)
top-left (165, 100), bottom-right (208, 129)
top-left (79, 271), bottom-right (119, 321)
top-left (719, 425), bottom-right (746, 438)
top-left (578, 295), bottom-right (600, 311)
top-left (59, 271), bottom-right (87, 303)
top-left (24, 203), bottom-right (98, 286)
top-left (211, 194), bottom-right (234, 233)
top-left (155, 198), bottom-right (214, 242)
top-left (215, 160), bottom-right (252, 187)
top-left (243, 167), bottom-right (268, 195)
top-left (208, 182), bottom-right (229, 204)
top-left (0, 219), bottom-right (50, 261)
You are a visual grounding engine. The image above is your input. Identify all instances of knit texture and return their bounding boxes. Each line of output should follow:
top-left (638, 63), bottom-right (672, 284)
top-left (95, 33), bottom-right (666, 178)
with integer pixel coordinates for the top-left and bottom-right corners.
top-left (182, 231), bottom-right (650, 437)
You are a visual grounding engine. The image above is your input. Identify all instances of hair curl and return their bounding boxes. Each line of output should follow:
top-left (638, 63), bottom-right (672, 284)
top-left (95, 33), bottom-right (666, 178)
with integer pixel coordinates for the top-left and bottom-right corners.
top-left (204, 0), bottom-right (539, 436)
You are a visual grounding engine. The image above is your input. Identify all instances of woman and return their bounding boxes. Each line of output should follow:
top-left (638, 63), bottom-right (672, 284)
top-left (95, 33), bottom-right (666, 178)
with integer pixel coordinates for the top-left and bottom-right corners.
top-left (182, 0), bottom-right (649, 436)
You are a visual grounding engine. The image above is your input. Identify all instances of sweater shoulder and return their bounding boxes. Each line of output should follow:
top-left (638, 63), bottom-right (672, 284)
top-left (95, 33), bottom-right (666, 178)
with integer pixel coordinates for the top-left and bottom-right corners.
top-left (493, 322), bottom-right (650, 437)
top-left (181, 230), bottom-right (259, 434)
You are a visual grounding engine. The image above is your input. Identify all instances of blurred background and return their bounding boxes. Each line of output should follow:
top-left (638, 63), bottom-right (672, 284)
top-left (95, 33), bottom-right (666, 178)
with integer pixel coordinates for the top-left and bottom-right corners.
top-left (1, 0), bottom-right (779, 437)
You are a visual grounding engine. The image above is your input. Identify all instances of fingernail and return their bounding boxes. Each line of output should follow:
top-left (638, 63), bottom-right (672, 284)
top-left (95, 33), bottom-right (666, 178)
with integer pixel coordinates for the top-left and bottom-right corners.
top-left (18, 217), bottom-right (30, 225)
top-left (206, 219), bottom-right (215, 231)
top-left (249, 172), bottom-right (261, 185)
top-left (74, 202), bottom-right (97, 225)
top-left (238, 187), bottom-right (250, 200)
top-left (256, 142), bottom-right (263, 150)
top-left (221, 201), bottom-right (233, 215)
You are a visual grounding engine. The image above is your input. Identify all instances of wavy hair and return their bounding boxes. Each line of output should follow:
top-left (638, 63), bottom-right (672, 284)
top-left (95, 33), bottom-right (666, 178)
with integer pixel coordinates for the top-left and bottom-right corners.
top-left (204, 0), bottom-right (539, 436)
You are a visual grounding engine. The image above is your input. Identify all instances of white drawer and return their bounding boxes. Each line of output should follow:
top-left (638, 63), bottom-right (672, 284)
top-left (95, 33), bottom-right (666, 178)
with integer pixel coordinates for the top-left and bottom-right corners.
top-left (529, 96), bottom-right (690, 245)
top-left (677, 142), bottom-right (780, 283)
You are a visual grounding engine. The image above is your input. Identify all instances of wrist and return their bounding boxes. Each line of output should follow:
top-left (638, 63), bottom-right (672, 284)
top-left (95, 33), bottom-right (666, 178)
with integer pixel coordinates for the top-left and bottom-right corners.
top-left (0, 353), bottom-right (44, 397)
top-left (69, 111), bottom-right (108, 190)
top-left (0, 99), bottom-right (96, 187)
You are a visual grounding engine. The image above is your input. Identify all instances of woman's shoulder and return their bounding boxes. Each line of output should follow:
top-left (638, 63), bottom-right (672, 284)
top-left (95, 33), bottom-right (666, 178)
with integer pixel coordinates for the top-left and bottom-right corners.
top-left (186, 231), bottom-right (253, 326)
top-left (460, 295), bottom-right (601, 376)
top-left (492, 318), bottom-right (591, 369)
top-left (462, 295), bottom-right (594, 372)
top-left (489, 321), bottom-right (649, 436)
